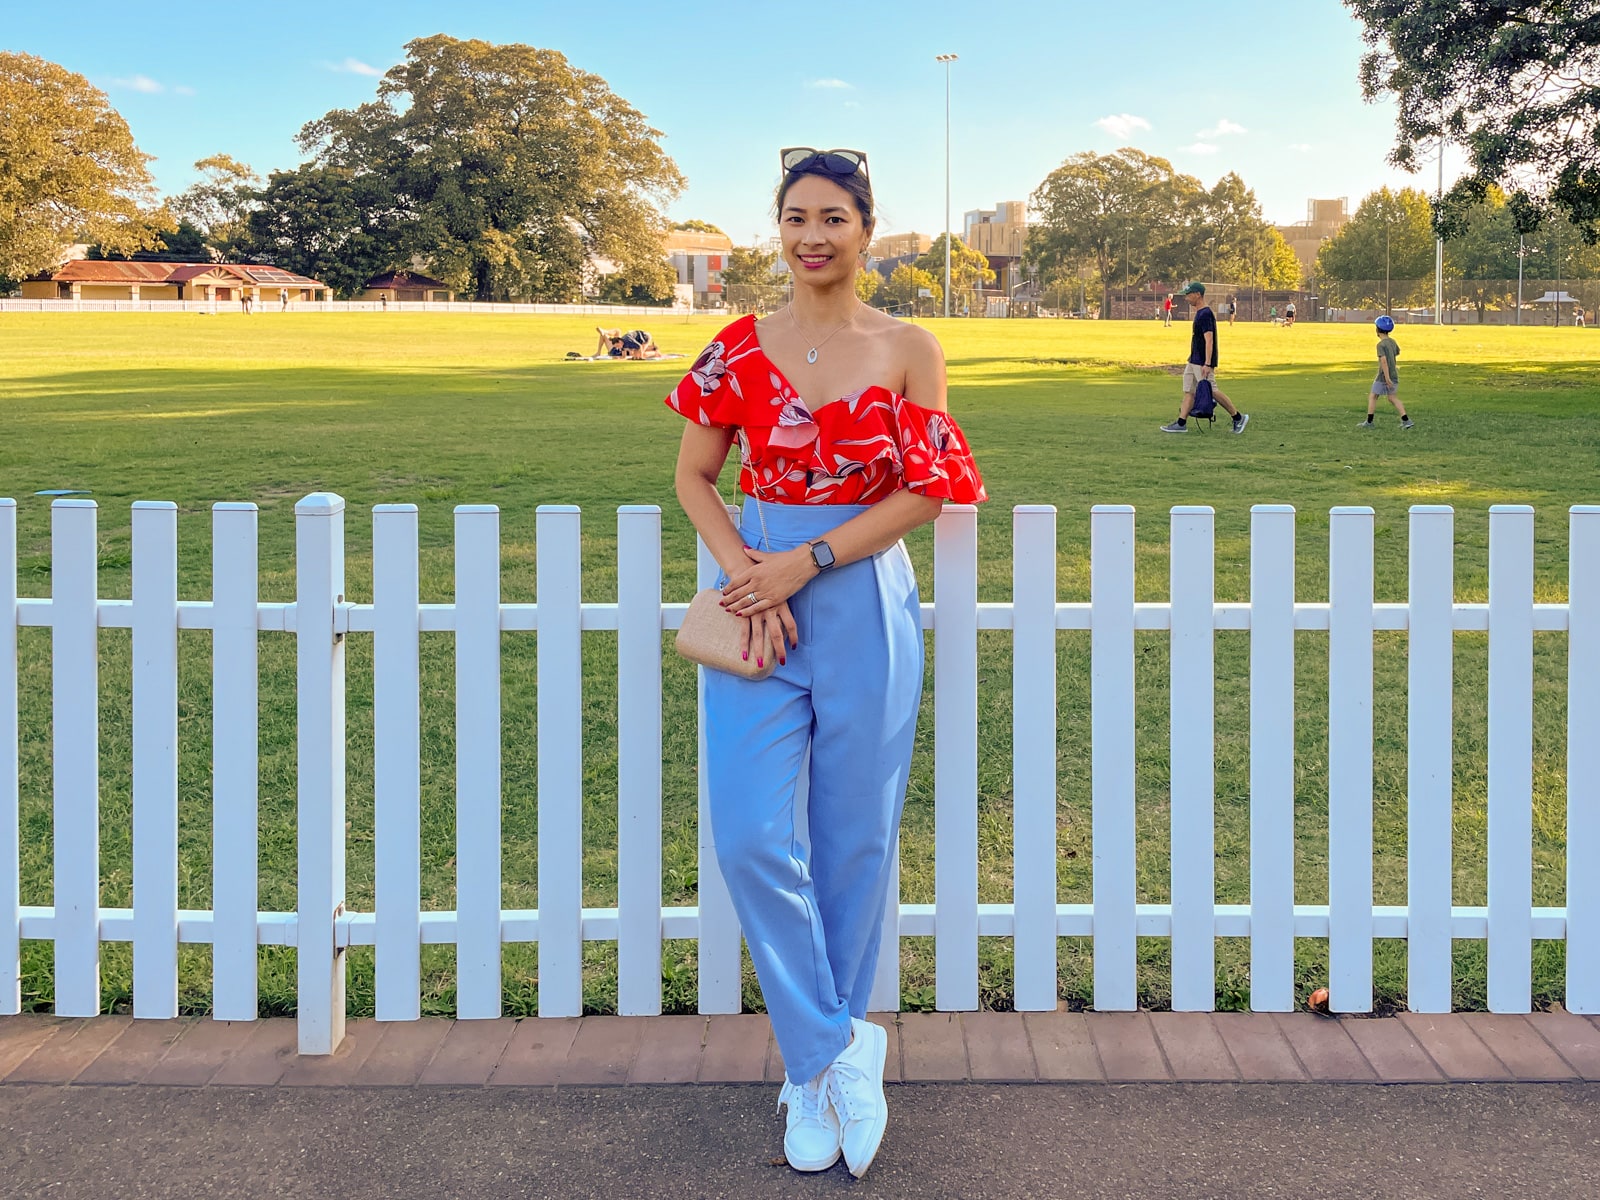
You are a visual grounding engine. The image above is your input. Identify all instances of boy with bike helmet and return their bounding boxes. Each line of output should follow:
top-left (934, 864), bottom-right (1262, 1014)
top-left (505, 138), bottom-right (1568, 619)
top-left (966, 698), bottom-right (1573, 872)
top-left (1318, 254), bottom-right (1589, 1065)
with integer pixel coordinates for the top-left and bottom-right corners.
top-left (1360, 314), bottom-right (1413, 429)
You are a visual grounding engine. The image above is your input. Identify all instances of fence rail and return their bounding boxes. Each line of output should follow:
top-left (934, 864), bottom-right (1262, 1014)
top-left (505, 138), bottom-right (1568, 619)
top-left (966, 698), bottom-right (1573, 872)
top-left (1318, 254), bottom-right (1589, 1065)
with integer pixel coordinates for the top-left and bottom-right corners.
top-left (1, 496), bottom-right (1596, 1053)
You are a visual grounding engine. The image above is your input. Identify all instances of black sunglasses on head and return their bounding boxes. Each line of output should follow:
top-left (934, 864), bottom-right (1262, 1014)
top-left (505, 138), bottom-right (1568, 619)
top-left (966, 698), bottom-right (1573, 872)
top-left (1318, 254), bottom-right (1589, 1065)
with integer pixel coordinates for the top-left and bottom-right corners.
top-left (781, 147), bottom-right (869, 180)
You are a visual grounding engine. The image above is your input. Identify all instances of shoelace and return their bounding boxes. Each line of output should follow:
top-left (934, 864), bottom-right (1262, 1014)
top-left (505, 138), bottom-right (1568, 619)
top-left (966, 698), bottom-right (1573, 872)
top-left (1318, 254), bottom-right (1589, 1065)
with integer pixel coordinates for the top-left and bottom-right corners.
top-left (779, 1076), bottom-right (830, 1124)
top-left (826, 1060), bottom-right (874, 1122)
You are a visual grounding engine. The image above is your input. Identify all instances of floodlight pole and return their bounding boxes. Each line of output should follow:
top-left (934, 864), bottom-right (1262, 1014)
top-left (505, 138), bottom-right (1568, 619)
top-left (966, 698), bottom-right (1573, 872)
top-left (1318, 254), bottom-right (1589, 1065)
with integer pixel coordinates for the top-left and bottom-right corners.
top-left (1516, 235), bottom-right (1524, 325)
top-left (937, 53), bottom-right (958, 319)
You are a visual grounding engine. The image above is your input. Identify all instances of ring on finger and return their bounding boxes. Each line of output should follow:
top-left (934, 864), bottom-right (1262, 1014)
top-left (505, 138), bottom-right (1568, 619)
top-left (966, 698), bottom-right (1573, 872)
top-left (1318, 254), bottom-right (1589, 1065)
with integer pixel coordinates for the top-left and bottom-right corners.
top-left (746, 592), bottom-right (758, 605)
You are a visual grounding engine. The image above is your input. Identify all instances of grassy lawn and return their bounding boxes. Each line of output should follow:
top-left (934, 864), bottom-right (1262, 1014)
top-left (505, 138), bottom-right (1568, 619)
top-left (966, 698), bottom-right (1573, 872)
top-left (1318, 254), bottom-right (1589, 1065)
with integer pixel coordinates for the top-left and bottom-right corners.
top-left (1, 311), bottom-right (1596, 1016)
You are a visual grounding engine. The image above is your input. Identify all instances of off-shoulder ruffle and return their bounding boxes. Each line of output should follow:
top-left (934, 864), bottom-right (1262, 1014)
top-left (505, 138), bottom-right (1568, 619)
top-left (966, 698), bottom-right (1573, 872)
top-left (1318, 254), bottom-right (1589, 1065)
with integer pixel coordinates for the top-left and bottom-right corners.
top-left (891, 399), bottom-right (987, 504)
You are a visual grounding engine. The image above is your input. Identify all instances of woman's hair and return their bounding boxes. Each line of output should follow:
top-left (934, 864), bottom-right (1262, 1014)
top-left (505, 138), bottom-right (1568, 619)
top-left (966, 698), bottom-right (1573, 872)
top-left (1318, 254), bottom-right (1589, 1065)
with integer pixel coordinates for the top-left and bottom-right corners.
top-left (774, 161), bottom-right (875, 234)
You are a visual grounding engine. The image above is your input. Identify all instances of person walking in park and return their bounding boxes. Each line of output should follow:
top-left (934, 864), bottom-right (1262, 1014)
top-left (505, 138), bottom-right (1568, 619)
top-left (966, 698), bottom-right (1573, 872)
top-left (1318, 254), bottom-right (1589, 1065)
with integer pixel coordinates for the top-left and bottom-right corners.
top-left (1359, 314), bottom-right (1413, 429)
top-left (1162, 293), bottom-right (1174, 326)
top-left (1226, 297), bottom-right (1237, 325)
top-left (665, 146), bottom-right (985, 1179)
top-left (1284, 300), bottom-right (1297, 326)
top-left (1162, 282), bottom-right (1248, 433)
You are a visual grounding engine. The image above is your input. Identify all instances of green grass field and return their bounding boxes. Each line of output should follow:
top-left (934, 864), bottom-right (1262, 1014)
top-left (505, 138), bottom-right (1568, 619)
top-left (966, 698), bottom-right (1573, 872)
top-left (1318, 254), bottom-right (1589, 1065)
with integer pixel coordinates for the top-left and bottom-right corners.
top-left (2, 311), bottom-right (1597, 1016)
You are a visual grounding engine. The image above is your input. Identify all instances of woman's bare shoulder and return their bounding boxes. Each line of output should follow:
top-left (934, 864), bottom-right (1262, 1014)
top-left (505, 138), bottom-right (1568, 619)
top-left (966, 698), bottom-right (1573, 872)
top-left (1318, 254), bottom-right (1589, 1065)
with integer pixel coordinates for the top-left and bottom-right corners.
top-left (860, 307), bottom-right (944, 361)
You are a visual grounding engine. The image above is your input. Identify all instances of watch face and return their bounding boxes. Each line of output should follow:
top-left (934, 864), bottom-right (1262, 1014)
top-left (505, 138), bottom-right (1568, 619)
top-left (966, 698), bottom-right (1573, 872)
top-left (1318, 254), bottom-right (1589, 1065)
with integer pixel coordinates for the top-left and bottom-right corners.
top-left (811, 540), bottom-right (836, 569)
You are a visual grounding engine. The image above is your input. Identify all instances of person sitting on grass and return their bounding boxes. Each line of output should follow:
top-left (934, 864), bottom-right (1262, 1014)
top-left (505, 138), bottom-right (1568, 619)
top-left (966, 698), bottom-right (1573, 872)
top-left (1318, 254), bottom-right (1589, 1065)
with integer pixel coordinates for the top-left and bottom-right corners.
top-left (593, 326), bottom-right (623, 356)
top-left (1359, 315), bottom-right (1413, 430)
top-left (1161, 282), bottom-right (1249, 434)
top-left (610, 329), bottom-right (662, 359)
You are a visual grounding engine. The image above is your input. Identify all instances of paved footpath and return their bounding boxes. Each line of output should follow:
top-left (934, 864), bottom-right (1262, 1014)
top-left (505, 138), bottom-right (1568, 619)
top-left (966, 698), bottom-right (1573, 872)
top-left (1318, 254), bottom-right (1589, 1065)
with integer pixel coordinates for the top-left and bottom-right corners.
top-left (4, 1009), bottom-right (1600, 1198)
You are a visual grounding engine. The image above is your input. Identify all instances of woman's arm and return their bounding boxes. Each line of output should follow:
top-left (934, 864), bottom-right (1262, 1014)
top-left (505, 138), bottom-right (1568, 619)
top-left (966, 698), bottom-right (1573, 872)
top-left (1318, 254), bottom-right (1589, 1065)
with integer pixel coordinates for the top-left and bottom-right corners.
top-left (674, 422), bottom-right (749, 576)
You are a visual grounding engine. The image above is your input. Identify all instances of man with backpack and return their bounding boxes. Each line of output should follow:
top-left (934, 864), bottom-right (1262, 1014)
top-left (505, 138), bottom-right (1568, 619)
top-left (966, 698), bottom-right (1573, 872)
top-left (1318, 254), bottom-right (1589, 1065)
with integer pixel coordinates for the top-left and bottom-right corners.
top-left (1161, 282), bottom-right (1249, 433)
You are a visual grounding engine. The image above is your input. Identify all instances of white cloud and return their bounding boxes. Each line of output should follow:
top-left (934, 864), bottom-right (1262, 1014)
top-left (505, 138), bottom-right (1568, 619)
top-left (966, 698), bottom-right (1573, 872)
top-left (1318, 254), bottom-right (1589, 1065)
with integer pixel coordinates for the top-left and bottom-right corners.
top-left (1183, 142), bottom-right (1219, 155)
top-left (806, 78), bottom-right (853, 90)
top-left (324, 57), bottom-right (384, 77)
top-left (1198, 118), bottom-right (1247, 138)
top-left (1095, 113), bottom-right (1151, 139)
top-left (112, 75), bottom-right (164, 94)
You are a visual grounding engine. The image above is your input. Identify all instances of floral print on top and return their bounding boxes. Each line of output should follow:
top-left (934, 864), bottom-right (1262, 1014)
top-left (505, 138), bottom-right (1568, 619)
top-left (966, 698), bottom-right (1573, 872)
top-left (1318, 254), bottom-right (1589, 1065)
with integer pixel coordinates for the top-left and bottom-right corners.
top-left (665, 314), bottom-right (987, 505)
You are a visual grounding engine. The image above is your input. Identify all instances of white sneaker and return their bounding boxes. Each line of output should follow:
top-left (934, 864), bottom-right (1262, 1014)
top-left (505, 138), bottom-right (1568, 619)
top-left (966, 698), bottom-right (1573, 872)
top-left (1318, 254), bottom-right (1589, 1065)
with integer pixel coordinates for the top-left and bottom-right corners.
top-left (777, 1072), bottom-right (840, 1172)
top-left (827, 1018), bottom-right (889, 1178)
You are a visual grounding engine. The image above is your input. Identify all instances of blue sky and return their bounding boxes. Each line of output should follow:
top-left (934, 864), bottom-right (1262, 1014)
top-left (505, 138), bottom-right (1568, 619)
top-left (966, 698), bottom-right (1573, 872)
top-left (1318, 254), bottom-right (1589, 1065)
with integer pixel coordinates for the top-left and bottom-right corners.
top-left (5, 0), bottom-right (1463, 242)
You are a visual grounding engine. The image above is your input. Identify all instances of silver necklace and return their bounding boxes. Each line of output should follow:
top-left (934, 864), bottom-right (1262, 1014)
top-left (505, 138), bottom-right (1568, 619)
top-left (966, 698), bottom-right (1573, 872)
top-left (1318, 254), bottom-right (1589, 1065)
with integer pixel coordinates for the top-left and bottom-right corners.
top-left (788, 302), bottom-right (861, 364)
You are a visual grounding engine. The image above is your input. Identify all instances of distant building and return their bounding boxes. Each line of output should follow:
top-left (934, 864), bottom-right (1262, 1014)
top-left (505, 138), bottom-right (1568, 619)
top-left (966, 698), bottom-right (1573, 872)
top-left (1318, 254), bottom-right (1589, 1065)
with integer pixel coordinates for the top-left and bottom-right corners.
top-left (21, 259), bottom-right (329, 302)
top-left (665, 228), bottom-right (734, 309)
top-left (1275, 198), bottom-right (1350, 276)
top-left (964, 202), bottom-right (1028, 295)
top-left (870, 232), bottom-right (933, 259)
top-left (360, 271), bottom-right (454, 303)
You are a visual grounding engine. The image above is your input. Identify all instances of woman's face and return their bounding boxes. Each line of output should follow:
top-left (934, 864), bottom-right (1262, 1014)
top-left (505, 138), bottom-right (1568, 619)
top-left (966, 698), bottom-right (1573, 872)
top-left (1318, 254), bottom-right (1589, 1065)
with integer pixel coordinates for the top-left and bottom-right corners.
top-left (779, 174), bottom-right (871, 287)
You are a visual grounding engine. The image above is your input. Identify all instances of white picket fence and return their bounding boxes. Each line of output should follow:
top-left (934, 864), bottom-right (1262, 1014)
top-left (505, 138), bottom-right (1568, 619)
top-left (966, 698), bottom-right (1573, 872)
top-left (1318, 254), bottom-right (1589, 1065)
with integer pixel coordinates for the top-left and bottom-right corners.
top-left (0, 496), bottom-right (1596, 1054)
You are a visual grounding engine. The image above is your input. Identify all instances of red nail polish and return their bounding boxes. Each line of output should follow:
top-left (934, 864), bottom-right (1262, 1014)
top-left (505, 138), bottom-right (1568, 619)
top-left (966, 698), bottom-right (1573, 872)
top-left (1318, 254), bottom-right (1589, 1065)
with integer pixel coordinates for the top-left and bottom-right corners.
top-left (742, 651), bottom-right (748, 660)
top-left (757, 658), bottom-right (764, 668)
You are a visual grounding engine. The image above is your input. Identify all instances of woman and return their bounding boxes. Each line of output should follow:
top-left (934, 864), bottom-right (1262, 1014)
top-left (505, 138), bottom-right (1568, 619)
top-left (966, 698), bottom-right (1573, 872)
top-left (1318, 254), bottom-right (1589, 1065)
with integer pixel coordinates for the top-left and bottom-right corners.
top-left (664, 147), bottom-right (985, 1178)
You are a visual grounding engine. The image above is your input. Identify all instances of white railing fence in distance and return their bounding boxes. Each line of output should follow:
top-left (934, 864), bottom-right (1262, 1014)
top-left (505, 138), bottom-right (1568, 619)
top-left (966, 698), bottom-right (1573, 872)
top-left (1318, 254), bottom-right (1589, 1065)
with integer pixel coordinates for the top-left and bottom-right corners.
top-left (0, 496), bottom-right (1596, 1053)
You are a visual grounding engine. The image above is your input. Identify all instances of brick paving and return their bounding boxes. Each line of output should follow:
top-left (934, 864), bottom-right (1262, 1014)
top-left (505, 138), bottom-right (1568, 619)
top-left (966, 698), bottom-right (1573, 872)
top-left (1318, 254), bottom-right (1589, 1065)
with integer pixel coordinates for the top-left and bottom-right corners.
top-left (2, 1007), bottom-right (1598, 1088)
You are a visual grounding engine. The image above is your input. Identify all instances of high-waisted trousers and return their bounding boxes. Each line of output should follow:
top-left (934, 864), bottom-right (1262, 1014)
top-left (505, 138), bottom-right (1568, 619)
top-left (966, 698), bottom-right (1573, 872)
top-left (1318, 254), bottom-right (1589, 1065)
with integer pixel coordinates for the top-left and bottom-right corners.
top-left (703, 501), bottom-right (923, 1085)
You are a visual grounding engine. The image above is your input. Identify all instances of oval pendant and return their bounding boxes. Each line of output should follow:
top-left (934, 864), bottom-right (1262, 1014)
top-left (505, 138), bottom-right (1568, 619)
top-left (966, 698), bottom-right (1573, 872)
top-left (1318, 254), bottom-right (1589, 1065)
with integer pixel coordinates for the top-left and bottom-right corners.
top-left (806, 348), bottom-right (818, 364)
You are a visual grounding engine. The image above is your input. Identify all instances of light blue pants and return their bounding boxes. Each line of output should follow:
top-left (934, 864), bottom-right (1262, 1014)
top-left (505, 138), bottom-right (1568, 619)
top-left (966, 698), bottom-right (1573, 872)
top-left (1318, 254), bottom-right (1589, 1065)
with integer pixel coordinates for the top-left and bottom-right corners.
top-left (704, 501), bottom-right (923, 1085)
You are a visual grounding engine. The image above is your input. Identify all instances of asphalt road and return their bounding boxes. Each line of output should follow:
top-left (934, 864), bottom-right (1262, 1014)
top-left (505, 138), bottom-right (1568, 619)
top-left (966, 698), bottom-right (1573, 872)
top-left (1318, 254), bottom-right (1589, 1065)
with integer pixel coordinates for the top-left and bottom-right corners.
top-left (3, 1082), bottom-right (1598, 1200)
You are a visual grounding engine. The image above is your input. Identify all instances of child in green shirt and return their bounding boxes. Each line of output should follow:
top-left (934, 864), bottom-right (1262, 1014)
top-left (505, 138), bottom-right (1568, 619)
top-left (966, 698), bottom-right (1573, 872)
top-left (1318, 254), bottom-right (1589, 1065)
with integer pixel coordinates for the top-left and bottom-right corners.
top-left (1359, 315), bottom-right (1413, 429)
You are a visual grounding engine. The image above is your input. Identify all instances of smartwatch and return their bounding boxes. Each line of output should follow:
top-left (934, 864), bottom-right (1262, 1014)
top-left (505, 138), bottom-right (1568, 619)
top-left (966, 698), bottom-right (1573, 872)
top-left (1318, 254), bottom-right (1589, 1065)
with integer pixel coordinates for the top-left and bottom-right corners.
top-left (808, 540), bottom-right (836, 571)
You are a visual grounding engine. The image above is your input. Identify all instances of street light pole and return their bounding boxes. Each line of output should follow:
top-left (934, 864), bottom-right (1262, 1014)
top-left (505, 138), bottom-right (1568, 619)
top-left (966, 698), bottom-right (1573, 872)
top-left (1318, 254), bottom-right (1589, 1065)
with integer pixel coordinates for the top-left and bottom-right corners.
top-left (1516, 235), bottom-right (1525, 325)
top-left (1435, 117), bottom-right (1445, 325)
top-left (936, 53), bottom-right (958, 319)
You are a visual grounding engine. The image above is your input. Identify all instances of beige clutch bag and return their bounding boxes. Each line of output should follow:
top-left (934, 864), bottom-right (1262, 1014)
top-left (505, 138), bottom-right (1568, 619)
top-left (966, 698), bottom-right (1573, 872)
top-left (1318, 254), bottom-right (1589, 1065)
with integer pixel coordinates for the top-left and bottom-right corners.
top-left (676, 588), bottom-right (777, 680)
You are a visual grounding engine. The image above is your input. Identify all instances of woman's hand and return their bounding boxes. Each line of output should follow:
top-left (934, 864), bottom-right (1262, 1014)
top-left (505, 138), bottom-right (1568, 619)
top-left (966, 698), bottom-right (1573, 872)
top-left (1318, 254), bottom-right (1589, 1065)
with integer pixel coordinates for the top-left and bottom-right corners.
top-left (722, 546), bottom-right (814, 628)
top-left (738, 601), bottom-right (796, 669)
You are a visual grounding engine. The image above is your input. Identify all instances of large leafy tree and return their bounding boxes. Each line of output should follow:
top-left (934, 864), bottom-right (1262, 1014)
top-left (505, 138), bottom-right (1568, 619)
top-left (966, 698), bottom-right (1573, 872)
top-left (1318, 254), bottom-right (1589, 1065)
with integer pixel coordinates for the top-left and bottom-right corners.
top-left (242, 165), bottom-right (401, 295)
top-left (170, 154), bottom-right (260, 260)
top-left (1028, 148), bottom-right (1202, 307)
top-left (1313, 186), bottom-right (1438, 308)
top-left (0, 51), bottom-right (172, 281)
top-left (914, 233), bottom-right (996, 308)
top-left (292, 35), bottom-right (684, 301)
top-left (880, 263), bottom-right (942, 315)
top-left (1154, 171), bottom-right (1288, 286)
top-left (1346, 0), bottom-right (1600, 238)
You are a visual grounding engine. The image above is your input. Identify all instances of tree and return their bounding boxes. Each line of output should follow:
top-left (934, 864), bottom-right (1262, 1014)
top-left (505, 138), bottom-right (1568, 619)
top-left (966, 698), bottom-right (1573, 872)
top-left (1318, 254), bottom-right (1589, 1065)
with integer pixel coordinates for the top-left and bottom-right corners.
top-left (1028, 148), bottom-right (1202, 312)
top-left (854, 267), bottom-right (881, 305)
top-left (881, 263), bottom-right (941, 316)
top-left (1262, 229), bottom-right (1303, 288)
top-left (720, 245), bottom-right (778, 287)
top-left (242, 165), bottom-right (401, 296)
top-left (170, 154), bottom-right (260, 259)
top-left (156, 218), bottom-right (211, 261)
top-left (0, 52), bottom-right (172, 281)
top-left (1448, 187), bottom-right (1520, 318)
top-left (914, 233), bottom-right (995, 309)
top-left (1313, 187), bottom-right (1437, 308)
top-left (596, 256), bottom-right (677, 305)
top-left (671, 219), bottom-right (726, 236)
top-left (1346, 0), bottom-right (1600, 239)
top-left (293, 35), bottom-right (684, 300)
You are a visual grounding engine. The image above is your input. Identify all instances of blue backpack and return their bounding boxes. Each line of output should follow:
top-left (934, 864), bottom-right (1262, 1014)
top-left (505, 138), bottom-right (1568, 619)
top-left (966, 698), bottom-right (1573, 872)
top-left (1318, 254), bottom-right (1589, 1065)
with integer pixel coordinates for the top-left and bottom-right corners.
top-left (1191, 378), bottom-right (1218, 423)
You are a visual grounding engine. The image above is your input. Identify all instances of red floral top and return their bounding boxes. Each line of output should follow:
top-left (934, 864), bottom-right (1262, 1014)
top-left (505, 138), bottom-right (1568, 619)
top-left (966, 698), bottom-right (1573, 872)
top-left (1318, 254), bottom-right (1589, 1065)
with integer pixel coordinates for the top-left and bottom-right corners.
top-left (664, 314), bottom-right (987, 505)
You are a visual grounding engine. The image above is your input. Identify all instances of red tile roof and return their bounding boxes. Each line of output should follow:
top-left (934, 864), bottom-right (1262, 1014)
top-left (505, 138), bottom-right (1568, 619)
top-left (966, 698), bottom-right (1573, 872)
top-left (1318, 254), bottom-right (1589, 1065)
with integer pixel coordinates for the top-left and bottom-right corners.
top-left (42, 260), bottom-right (326, 287)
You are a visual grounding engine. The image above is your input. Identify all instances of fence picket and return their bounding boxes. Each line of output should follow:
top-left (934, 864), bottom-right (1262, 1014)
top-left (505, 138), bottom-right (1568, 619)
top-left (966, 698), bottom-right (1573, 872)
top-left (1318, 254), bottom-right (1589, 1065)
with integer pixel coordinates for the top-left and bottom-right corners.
top-left (1569, 506), bottom-right (1600, 1013)
top-left (536, 506), bottom-right (584, 1017)
top-left (456, 506), bottom-right (503, 1019)
top-left (1406, 507), bottom-right (1455, 1013)
top-left (1091, 505), bottom-right (1137, 1010)
top-left (52, 499), bottom-right (100, 1016)
top-left (1012, 506), bottom-right (1058, 1011)
top-left (934, 506), bottom-right (979, 1011)
top-left (0, 499), bottom-right (17, 1014)
top-left (617, 506), bottom-right (663, 1016)
top-left (211, 503), bottom-right (258, 1021)
top-left (1328, 507), bottom-right (1375, 1012)
top-left (1170, 507), bottom-right (1216, 1010)
top-left (294, 493), bottom-right (347, 1054)
top-left (695, 517), bottom-right (742, 1014)
top-left (373, 505), bottom-right (421, 1021)
top-left (1487, 506), bottom-right (1535, 1013)
top-left (131, 502), bottom-right (180, 1018)
top-left (1249, 506), bottom-right (1295, 1011)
